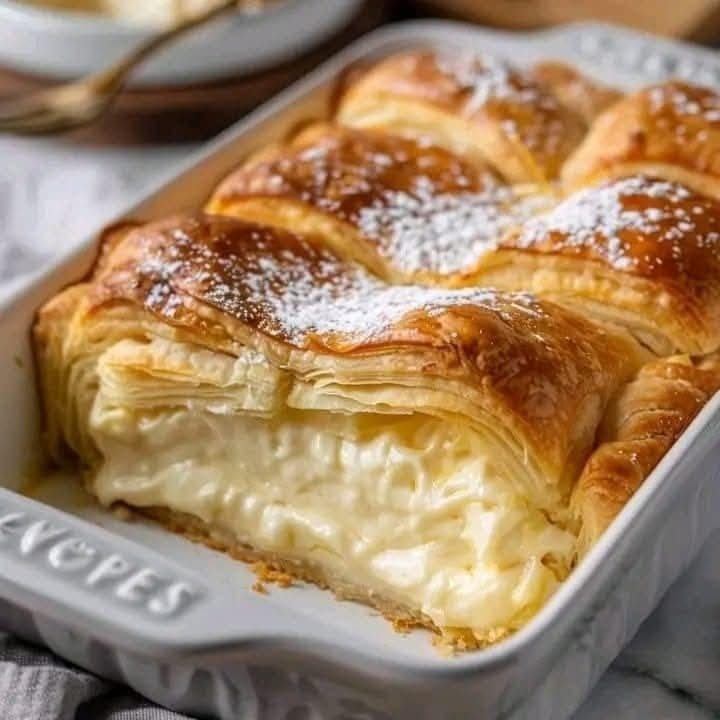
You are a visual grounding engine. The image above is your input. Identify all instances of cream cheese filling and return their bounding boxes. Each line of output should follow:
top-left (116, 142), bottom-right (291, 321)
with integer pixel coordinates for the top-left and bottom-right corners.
top-left (86, 339), bottom-right (576, 637)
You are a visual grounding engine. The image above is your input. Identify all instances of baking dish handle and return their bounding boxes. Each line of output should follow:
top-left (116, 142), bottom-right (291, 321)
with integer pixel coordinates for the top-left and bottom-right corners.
top-left (0, 488), bottom-right (315, 659)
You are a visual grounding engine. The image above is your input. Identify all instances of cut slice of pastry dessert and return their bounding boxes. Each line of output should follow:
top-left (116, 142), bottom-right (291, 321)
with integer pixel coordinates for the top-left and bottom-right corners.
top-left (336, 49), bottom-right (586, 183)
top-left (34, 214), bottom-right (646, 646)
top-left (207, 123), bottom-right (551, 285)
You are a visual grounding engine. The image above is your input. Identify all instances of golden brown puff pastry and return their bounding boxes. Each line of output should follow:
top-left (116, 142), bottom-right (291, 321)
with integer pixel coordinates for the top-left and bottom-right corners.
top-left (35, 50), bottom-right (720, 649)
top-left (562, 81), bottom-right (720, 199)
top-left (35, 213), bottom-right (645, 645)
top-left (571, 352), bottom-right (720, 556)
top-left (529, 61), bottom-right (623, 126)
top-left (336, 49), bottom-right (586, 184)
top-left (467, 175), bottom-right (720, 356)
top-left (207, 123), bottom-right (551, 284)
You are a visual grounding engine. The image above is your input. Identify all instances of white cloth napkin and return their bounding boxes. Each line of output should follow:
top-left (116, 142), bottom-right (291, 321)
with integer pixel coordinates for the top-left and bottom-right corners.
top-left (0, 135), bottom-right (718, 720)
top-left (0, 137), bottom-right (185, 300)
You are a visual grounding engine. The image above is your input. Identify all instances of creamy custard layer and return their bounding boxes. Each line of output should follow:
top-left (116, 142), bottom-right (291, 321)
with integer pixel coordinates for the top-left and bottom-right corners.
top-left (86, 339), bottom-right (576, 637)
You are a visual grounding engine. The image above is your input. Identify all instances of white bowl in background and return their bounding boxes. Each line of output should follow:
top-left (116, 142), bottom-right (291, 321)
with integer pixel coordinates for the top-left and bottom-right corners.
top-left (0, 0), bottom-right (363, 85)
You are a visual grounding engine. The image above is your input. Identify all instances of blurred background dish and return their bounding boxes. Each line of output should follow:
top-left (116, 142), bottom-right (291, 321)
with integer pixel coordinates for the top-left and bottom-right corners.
top-left (0, 0), bottom-right (378, 142)
top-left (17, 0), bottom-right (269, 28)
top-left (0, 0), bottom-right (363, 83)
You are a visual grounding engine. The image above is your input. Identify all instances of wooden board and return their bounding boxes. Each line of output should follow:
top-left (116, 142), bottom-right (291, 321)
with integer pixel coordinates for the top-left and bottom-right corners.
top-left (418, 0), bottom-right (720, 41)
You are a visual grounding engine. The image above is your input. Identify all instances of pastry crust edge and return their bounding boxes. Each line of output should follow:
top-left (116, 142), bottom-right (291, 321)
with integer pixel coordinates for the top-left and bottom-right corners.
top-left (133, 504), bottom-right (511, 653)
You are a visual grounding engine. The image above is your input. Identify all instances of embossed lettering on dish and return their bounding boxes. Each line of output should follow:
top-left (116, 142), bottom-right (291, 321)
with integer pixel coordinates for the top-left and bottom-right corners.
top-left (0, 507), bottom-right (200, 618)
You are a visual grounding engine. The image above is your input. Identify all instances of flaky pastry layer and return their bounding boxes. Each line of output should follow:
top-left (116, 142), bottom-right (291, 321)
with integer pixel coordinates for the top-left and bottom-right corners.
top-left (467, 176), bottom-right (720, 355)
top-left (337, 50), bottom-right (586, 183)
top-left (563, 81), bottom-right (720, 199)
top-left (207, 123), bottom-right (551, 284)
top-left (572, 352), bottom-right (720, 553)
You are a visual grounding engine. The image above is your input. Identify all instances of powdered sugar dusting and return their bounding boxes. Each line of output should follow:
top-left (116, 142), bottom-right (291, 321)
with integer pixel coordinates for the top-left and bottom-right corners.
top-left (436, 51), bottom-right (545, 113)
top-left (226, 127), bottom-right (553, 276)
top-left (252, 270), bottom-right (540, 345)
top-left (262, 133), bottom-right (484, 221)
top-left (648, 83), bottom-right (720, 123)
top-left (434, 50), bottom-right (567, 157)
top-left (136, 219), bottom-right (545, 346)
top-left (515, 176), bottom-right (720, 271)
top-left (646, 83), bottom-right (720, 143)
top-left (358, 176), bottom-right (549, 274)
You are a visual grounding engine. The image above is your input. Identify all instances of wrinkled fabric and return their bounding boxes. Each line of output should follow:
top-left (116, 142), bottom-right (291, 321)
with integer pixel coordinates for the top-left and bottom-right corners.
top-left (0, 633), bottom-right (192, 720)
top-left (0, 135), bottom-right (718, 720)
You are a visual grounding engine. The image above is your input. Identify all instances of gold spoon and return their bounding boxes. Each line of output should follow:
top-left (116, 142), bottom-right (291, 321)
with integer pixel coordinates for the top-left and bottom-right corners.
top-left (0, 0), bottom-right (244, 135)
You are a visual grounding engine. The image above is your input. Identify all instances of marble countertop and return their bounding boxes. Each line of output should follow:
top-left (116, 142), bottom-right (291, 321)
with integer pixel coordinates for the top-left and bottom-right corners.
top-left (575, 532), bottom-right (720, 719)
top-left (1, 135), bottom-right (718, 720)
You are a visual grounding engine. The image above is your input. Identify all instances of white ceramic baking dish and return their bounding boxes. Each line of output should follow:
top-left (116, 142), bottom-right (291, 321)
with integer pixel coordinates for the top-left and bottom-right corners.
top-left (2, 20), bottom-right (720, 720)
